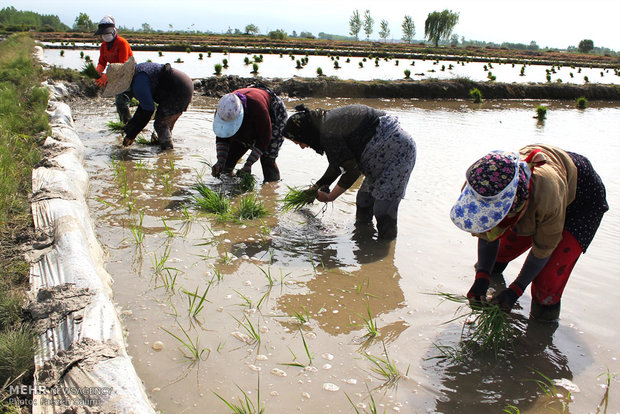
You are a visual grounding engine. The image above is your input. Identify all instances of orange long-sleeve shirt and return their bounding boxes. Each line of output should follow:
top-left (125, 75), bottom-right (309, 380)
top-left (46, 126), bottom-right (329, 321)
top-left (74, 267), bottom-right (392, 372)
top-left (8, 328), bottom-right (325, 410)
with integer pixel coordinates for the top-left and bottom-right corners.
top-left (96, 35), bottom-right (133, 72)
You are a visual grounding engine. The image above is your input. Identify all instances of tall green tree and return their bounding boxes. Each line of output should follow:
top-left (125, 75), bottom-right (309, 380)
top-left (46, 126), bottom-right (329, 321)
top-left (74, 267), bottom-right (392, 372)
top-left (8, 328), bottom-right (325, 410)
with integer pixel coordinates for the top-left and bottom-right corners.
top-left (363, 9), bottom-right (374, 40)
top-left (578, 39), bottom-right (594, 53)
top-left (244, 24), bottom-right (259, 35)
top-left (401, 15), bottom-right (415, 43)
top-left (73, 12), bottom-right (95, 32)
top-left (378, 19), bottom-right (390, 41)
top-left (424, 9), bottom-right (459, 46)
top-left (349, 10), bottom-right (361, 40)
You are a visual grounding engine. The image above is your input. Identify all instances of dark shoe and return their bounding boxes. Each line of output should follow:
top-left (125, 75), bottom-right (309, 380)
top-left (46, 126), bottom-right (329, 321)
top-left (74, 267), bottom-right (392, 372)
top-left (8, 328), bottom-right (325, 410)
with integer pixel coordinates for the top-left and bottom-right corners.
top-left (159, 141), bottom-right (173, 150)
top-left (376, 215), bottom-right (397, 240)
top-left (530, 300), bottom-right (561, 322)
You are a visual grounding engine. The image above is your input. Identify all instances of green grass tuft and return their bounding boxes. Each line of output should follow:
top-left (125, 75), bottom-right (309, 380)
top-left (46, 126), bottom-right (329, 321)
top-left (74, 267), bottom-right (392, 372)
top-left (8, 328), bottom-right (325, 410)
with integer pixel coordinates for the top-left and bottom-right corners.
top-left (232, 194), bottom-right (268, 220)
top-left (193, 182), bottom-right (231, 215)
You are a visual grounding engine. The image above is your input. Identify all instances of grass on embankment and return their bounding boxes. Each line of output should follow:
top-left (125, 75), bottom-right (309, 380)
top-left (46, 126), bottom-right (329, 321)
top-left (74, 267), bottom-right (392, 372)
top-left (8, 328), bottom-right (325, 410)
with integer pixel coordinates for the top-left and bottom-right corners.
top-left (0, 33), bottom-right (50, 408)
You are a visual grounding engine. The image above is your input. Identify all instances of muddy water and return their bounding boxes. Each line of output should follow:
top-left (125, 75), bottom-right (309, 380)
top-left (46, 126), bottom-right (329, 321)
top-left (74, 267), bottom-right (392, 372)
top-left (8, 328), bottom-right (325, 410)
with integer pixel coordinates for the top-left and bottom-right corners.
top-left (43, 47), bottom-right (619, 85)
top-left (73, 96), bottom-right (620, 413)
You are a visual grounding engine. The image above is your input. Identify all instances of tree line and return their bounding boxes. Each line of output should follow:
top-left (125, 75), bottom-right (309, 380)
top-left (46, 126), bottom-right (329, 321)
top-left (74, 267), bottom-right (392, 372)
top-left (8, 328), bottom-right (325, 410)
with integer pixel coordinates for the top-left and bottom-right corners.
top-left (348, 8), bottom-right (459, 46)
top-left (0, 6), bottom-right (612, 56)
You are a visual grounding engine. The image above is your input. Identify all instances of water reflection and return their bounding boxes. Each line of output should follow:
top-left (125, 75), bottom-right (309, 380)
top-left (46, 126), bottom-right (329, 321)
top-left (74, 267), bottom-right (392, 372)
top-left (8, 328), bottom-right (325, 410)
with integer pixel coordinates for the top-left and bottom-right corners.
top-left (425, 312), bottom-right (588, 413)
top-left (276, 223), bottom-right (406, 338)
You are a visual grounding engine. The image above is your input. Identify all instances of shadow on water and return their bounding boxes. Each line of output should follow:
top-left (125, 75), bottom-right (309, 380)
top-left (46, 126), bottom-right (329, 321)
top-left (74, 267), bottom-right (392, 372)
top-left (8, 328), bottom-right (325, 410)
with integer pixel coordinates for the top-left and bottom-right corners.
top-left (275, 221), bottom-right (407, 338)
top-left (424, 307), bottom-right (593, 414)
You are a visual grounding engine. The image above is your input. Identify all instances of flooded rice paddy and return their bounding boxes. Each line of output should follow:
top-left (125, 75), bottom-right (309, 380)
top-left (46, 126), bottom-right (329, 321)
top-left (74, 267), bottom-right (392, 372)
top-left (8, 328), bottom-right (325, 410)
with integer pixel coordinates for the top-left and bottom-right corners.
top-left (72, 96), bottom-right (620, 413)
top-left (43, 46), bottom-right (620, 85)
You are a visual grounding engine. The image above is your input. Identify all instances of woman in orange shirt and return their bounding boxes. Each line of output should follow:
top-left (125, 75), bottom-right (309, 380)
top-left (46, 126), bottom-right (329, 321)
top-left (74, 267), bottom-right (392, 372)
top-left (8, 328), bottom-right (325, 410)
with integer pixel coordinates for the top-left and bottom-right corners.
top-left (94, 15), bottom-right (134, 123)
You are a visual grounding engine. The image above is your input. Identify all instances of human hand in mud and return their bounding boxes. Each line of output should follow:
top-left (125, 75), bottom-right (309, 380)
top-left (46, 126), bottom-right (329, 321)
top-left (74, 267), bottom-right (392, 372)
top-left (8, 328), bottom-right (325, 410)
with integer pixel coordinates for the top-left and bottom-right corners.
top-left (122, 135), bottom-right (135, 147)
top-left (235, 166), bottom-right (251, 177)
top-left (492, 283), bottom-right (522, 312)
top-left (96, 73), bottom-right (107, 87)
top-left (467, 272), bottom-right (490, 306)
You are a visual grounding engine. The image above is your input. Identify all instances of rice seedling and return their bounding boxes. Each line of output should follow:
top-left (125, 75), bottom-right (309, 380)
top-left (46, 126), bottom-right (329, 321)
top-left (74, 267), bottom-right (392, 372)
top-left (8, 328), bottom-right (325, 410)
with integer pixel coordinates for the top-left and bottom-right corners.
top-left (193, 182), bottom-right (231, 215)
top-left (290, 306), bottom-right (310, 324)
top-left (160, 171), bottom-right (173, 194)
top-left (161, 322), bottom-right (209, 362)
top-left (524, 369), bottom-right (572, 413)
top-left (106, 120), bottom-right (125, 133)
top-left (361, 341), bottom-right (403, 389)
top-left (135, 135), bottom-right (158, 145)
top-left (213, 383), bottom-right (264, 414)
top-left (316, 67), bottom-right (323, 76)
top-left (237, 171), bottom-right (256, 193)
top-left (80, 61), bottom-right (100, 79)
top-left (576, 96), bottom-right (588, 109)
top-left (232, 194), bottom-right (268, 220)
top-left (431, 292), bottom-right (517, 359)
top-left (158, 268), bottom-right (179, 293)
top-left (233, 290), bottom-right (254, 309)
top-left (251, 63), bottom-right (259, 74)
top-left (182, 285), bottom-right (211, 318)
top-left (596, 369), bottom-right (615, 413)
top-left (503, 405), bottom-right (520, 414)
top-left (281, 328), bottom-right (313, 367)
top-left (345, 384), bottom-right (382, 414)
top-left (281, 186), bottom-right (317, 212)
top-left (536, 105), bottom-right (547, 120)
top-left (255, 264), bottom-right (275, 286)
top-left (129, 210), bottom-right (145, 245)
top-left (231, 314), bottom-right (261, 345)
top-left (357, 303), bottom-right (379, 342)
top-left (214, 63), bottom-right (222, 75)
top-left (469, 88), bottom-right (483, 103)
top-left (161, 217), bottom-right (174, 238)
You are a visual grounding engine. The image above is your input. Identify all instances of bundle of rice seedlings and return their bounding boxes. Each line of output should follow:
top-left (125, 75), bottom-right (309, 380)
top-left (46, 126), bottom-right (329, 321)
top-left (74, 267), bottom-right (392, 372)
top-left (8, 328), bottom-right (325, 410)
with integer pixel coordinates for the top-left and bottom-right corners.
top-left (80, 61), bottom-right (101, 79)
top-left (106, 120), bottom-right (125, 133)
top-left (433, 292), bottom-right (517, 359)
top-left (281, 186), bottom-right (318, 212)
top-left (193, 182), bottom-right (231, 215)
top-left (232, 194), bottom-right (268, 220)
top-left (237, 171), bottom-right (256, 193)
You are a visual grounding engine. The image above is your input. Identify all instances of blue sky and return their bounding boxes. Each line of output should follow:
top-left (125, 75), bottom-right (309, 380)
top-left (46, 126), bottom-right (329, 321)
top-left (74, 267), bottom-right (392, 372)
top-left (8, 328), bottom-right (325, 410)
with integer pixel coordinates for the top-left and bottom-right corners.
top-left (3, 0), bottom-right (620, 50)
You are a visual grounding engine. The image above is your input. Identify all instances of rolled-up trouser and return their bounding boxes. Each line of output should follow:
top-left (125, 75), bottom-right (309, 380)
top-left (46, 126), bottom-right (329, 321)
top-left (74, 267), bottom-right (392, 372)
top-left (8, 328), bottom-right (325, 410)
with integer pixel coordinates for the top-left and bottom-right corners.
top-left (356, 191), bottom-right (401, 239)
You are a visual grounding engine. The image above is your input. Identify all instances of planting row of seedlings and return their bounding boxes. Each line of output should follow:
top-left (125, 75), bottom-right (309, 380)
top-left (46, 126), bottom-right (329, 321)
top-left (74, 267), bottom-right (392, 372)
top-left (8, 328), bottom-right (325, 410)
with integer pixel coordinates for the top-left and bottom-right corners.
top-left (100, 142), bottom-right (614, 413)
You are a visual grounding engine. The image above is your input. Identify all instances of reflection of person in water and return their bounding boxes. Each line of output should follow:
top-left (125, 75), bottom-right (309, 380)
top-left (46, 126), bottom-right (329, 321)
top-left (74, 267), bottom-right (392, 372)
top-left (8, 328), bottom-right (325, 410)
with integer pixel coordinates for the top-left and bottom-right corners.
top-left (276, 230), bottom-right (407, 338)
top-left (430, 317), bottom-right (577, 413)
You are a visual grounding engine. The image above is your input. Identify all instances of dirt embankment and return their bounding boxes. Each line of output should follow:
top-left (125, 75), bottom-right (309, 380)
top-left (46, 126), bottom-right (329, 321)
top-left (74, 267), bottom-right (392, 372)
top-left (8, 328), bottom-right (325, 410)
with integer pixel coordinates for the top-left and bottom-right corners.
top-left (196, 75), bottom-right (620, 100)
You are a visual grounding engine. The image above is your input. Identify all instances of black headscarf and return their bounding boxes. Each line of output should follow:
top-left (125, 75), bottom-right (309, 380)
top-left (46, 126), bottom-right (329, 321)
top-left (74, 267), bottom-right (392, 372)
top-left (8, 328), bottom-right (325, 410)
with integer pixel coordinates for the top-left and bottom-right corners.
top-left (282, 104), bottom-right (326, 155)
